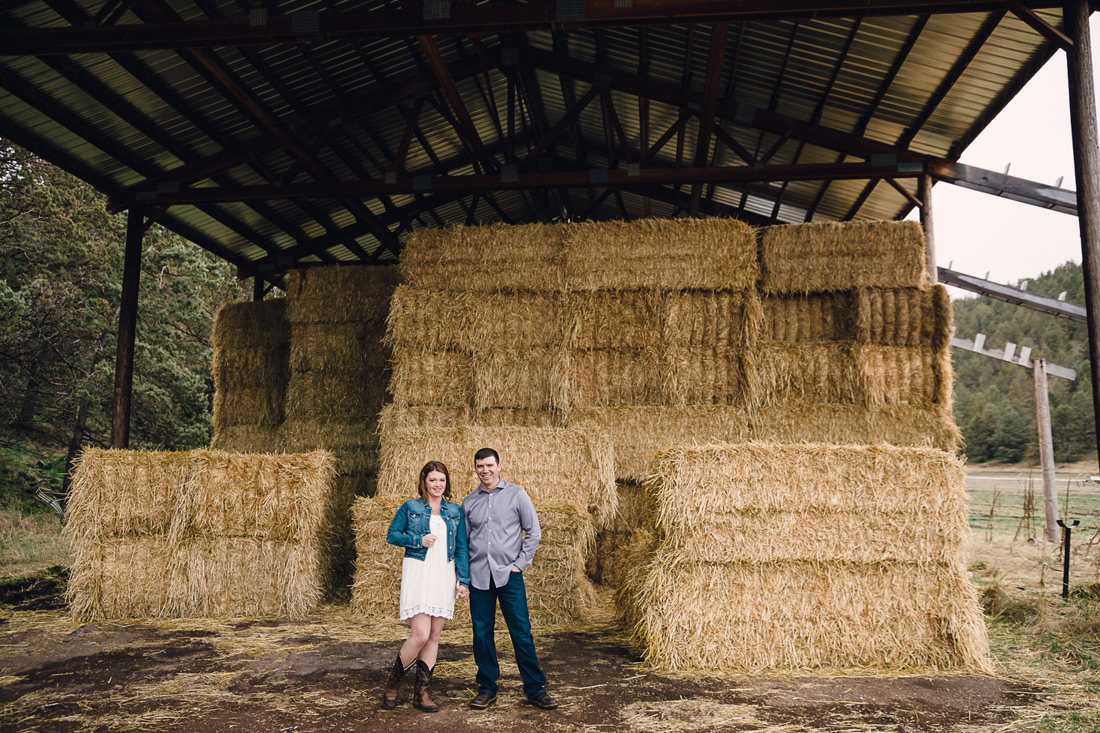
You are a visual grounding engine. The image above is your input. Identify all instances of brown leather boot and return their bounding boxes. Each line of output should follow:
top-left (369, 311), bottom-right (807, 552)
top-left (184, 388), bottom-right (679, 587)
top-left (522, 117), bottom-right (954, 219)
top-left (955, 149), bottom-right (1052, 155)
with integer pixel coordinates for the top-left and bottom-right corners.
top-left (380, 654), bottom-right (411, 709)
top-left (412, 659), bottom-right (439, 712)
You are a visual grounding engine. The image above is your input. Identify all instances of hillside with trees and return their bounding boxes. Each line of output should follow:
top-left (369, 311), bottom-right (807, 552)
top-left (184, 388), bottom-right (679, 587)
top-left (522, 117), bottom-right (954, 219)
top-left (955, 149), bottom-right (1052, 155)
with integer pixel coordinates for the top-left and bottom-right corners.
top-left (951, 262), bottom-right (1095, 464)
top-left (0, 140), bottom-right (247, 505)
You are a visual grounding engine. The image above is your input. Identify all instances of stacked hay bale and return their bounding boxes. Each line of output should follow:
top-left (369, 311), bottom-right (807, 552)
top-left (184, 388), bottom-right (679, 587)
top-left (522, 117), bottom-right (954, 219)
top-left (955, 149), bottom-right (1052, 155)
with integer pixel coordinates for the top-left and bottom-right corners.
top-left (210, 299), bottom-right (289, 453)
top-left (755, 221), bottom-right (959, 450)
top-left (627, 442), bottom-right (990, 672)
top-left (66, 448), bottom-right (340, 620)
top-left (351, 425), bottom-right (612, 626)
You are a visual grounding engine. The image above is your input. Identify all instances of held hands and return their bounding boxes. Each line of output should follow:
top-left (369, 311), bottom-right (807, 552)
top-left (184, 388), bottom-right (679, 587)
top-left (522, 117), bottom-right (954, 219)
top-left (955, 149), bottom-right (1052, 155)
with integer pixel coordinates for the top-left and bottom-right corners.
top-left (456, 582), bottom-right (469, 600)
top-left (421, 533), bottom-right (438, 548)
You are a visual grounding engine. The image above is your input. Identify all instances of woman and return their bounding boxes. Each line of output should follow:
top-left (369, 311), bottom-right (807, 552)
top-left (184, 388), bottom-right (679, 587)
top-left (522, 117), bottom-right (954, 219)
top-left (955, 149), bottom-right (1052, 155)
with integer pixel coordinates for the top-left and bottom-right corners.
top-left (381, 460), bottom-right (470, 712)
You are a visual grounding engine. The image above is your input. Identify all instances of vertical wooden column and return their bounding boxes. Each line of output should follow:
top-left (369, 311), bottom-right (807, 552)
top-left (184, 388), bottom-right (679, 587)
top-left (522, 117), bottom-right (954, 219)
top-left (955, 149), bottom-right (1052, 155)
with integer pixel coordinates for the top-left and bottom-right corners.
top-left (1066, 0), bottom-right (1100, 461)
top-left (110, 206), bottom-right (144, 449)
top-left (254, 275), bottom-right (265, 301)
top-left (1034, 358), bottom-right (1061, 543)
top-left (920, 173), bottom-right (937, 283)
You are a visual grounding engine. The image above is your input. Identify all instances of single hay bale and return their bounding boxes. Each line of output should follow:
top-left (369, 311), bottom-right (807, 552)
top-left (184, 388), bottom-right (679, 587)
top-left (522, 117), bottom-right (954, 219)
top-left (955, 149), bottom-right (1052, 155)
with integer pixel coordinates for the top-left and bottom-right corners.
top-left (375, 426), bottom-right (617, 528)
top-left (750, 403), bottom-right (961, 453)
top-left (474, 348), bottom-right (563, 412)
top-left (387, 287), bottom-right (567, 351)
top-left (400, 223), bottom-right (566, 292)
top-left (761, 220), bottom-right (928, 294)
top-left (67, 537), bottom-right (173, 620)
top-left (566, 406), bottom-right (751, 482)
top-left (855, 345), bottom-right (948, 406)
top-left (564, 349), bottom-right (663, 409)
top-left (284, 369), bottom-right (389, 419)
top-left (563, 218), bottom-right (758, 291)
top-left (213, 387), bottom-right (285, 430)
top-left (851, 285), bottom-right (951, 349)
top-left (280, 418), bottom-right (380, 475)
top-left (210, 425), bottom-right (283, 454)
top-left (613, 528), bottom-right (659, 630)
top-left (636, 560), bottom-right (991, 671)
top-left (567, 291), bottom-right (664, 350)
top-left (755, 342), bottom-right (861, 404)
top-left (762, 292), bottom-right (854, 342)
top-left (290, 322), bottom-right (390, 373)
top-left (211, 300), bottom-right (289, 432)
top-left (212, 347), bottom-right (285, 391)
top-left (351, 498), bottom-right (597, 627)
top-left (662, 347), bottom-right (745, 406)
top-left (636, 442), bottom-right (989, 672)
top-left (663, 290), bottom-right (763, 348)
top-left (212, 299), bottom-right (289, 351)
top-left (390, 348), bottom-right (474, 407)
top-left (378, 405), bottom-right (562, 436)
top-left (66, 448), bottom-right (193, 540)
top-left (284, 266), bottom-right (399, 324)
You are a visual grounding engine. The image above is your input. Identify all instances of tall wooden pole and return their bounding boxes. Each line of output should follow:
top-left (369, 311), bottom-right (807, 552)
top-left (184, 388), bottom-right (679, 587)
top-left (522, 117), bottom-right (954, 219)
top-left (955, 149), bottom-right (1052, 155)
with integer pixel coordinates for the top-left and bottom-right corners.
top-left (920, 173), bottom-right (937, 283)
top-left (1034, 358), bottom-right (1061, 543)
top-left (253, 275), bottom-right (265, 301)
top-left (110, 206), bottom-right (144, 449)
top-left (1065, 0), bottom-right (1100, 462)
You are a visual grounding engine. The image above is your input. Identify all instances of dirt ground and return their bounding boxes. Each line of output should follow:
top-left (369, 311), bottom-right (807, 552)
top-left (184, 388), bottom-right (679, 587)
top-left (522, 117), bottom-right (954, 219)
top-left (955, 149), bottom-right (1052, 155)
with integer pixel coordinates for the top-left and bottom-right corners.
top-left (0, 576), bottom-right (1040, 733)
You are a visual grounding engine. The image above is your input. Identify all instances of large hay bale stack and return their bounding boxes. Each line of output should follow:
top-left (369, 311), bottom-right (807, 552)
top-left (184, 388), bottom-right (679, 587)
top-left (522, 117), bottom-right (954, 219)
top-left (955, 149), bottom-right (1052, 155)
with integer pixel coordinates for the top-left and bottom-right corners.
top-left (66, 448), bottom-right (341, 620)
top-left (350, 497), bottom-right (597, 627)
top-left (210, 299), bottom-right (289, 450)
top-left (627, 442), bottom-right (991, 672)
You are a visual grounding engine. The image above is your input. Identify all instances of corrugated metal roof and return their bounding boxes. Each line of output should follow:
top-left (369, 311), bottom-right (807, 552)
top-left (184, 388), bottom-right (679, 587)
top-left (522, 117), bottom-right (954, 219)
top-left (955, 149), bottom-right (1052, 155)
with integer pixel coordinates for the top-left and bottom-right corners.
top-left (0, 0), bottom-right (1067, 271)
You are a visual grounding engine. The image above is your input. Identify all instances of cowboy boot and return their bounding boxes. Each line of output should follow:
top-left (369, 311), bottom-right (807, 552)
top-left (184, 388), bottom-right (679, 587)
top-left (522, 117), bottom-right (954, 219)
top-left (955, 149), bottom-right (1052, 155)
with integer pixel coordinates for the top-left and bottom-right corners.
top-left (412, 659), bottom-right (440, 712)
top-left (380, 653), bottom-right (411, 709)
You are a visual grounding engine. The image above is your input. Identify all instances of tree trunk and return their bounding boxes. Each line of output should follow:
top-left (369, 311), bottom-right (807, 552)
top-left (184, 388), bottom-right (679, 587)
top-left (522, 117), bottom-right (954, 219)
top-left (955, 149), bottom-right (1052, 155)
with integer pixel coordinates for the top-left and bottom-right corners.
top-left (61, 398), bottom-right (90, 496)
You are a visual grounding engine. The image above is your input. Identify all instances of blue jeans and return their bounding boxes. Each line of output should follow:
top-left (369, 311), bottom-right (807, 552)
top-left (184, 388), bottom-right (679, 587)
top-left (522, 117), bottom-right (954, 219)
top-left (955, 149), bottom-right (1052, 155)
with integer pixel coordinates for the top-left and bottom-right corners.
top-left (469, 572), bottom-right (547, 699)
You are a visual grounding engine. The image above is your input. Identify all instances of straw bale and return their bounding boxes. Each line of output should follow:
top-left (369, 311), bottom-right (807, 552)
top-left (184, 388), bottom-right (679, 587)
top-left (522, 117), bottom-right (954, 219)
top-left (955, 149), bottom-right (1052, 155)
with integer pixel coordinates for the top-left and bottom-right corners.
top-left (66, 448), bottom-right (193, 540)
top-left (280, 418), bottom-right (380, 475)
top-left (210, 425), bottom-right (282, 454)
top-left (375, 426), bottom-right (617, 527)
top-left (563, 218), bottom-right (758, 291)
top-left (284, 266), bottom-right (399, 324)
top-left (851, 285), bottom-right (951, 348)
top-left (212, 347), bottom-right (289, 391)
top-left (761, 220), bottom-right (928, 294)
top-left (334, 472), bottom-right (377, 498)
top-left (213, 386), bottom-right (285, 429)
top-left (588, 481), bottom-right (657, 587)
top-left (566, 406), bottom-right (751, 482)
top-left (400, 223), bottom-right (566, 292)
top-left (565, 349), bottom-right (663, 408)
top-left (474, 348), bottom-right (563, 412)
top-left (290, 322), bottom-right (390, 373)
top-left (755, 342), bottom-right (860, 404)
top-left (378, 405), bottom-right (562, 435)
top-left (212, 299), bottom-right (289, 351)
top-left (567, 291), bottom-right (663, 350)
top-left (664, 290), bottom-right (763, 348)
top-left (762, 293), bottom-right (854, 342)
top-left (612, 528), bottom-right (659, 630)
top-left (750, 404), bottom-right (961, 453)
top-left (351, 498), bottom-right (596, 626)
top-left (648, 442), bottom-right (966, 532)
top-left (636, 560), bottom-right (990, 671)
top-left (387, 286), bottom-right (474, 350)
top-left (390, 348), bottom-right (474, 407)
top-left (855, 345), bottom-right (947, 406)
top-left (67, 537), bottom-right (173, 620)
top-left (662, 347), bottom-right (744, 406)
top-left (284, 369), bottom-right (389, 419)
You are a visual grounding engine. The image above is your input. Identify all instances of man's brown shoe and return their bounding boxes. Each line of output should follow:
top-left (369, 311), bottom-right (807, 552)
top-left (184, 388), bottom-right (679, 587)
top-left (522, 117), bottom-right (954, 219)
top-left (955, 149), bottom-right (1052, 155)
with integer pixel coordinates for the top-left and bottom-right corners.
top-left (469, 692), bottom-right (497, 709)
top-left (528, 692), bottom-right (559, 710)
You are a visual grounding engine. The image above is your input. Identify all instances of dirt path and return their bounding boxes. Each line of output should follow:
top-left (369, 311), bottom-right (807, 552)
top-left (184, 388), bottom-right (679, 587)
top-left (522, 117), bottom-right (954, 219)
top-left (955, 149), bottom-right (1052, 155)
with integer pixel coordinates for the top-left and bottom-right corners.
top-left (1, 603), bottom-right (1037, 732)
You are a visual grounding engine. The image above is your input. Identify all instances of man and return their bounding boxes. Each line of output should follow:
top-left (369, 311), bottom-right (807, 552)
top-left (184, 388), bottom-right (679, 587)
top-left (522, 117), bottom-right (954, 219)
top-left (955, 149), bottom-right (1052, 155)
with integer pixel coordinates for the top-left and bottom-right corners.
top-left (462, 447), bottom-right (558, 710)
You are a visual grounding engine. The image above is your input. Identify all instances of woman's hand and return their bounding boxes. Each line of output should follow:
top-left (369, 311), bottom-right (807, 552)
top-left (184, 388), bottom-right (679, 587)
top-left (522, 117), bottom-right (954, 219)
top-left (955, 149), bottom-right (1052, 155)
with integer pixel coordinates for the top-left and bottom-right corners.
top-left (456, 582), bottom-right (469, 600)
top-left (421, 533), bottom-right (438, 548)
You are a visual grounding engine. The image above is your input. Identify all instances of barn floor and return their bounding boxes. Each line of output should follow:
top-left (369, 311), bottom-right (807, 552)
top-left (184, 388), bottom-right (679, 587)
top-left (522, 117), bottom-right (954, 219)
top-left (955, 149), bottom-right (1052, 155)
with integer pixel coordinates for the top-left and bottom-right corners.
top-left (0, 581), bottom-right (1041, 733)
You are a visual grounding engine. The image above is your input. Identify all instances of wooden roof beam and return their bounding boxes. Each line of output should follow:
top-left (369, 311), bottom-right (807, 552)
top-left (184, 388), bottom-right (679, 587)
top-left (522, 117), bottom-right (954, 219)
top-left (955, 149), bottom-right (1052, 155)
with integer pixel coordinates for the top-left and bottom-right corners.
top-left (691, 23), bottom-right (729, 216)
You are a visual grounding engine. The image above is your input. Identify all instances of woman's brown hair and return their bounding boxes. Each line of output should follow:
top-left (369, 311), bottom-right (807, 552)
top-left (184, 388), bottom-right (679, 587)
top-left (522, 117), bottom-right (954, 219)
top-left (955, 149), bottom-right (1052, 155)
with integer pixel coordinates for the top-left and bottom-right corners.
top-left (418, 460), bottom-right (452, 500)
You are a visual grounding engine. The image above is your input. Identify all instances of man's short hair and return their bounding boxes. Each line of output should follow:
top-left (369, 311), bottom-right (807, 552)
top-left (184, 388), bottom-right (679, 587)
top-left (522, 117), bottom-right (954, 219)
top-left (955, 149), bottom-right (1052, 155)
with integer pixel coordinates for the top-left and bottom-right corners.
top-left (473, 447), bottom-right (499, 464)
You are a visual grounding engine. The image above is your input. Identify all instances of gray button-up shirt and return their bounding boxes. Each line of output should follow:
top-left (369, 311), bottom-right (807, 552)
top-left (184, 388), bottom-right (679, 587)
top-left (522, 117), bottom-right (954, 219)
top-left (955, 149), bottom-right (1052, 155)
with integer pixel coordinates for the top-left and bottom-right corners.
top-left (462, 478), bottom-right (541, 590)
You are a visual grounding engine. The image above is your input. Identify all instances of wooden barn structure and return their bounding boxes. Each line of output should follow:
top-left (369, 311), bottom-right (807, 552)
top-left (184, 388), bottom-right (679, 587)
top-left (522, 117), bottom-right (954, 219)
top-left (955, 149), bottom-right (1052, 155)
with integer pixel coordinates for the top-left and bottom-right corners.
top-left (1, 0), bottom-right (1099, 453)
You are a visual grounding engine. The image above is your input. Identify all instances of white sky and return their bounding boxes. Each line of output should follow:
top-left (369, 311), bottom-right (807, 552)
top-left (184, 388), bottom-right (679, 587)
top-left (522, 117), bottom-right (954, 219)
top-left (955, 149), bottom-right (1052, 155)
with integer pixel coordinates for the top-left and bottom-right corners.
top-left (904, 16), bottom-right (1100, 292)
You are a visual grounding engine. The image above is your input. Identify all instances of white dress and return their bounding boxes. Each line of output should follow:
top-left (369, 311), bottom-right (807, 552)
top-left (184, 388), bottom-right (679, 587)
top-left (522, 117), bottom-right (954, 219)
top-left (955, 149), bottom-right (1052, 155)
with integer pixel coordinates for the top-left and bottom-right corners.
top-left (399, 513), bottom-right (456, 620)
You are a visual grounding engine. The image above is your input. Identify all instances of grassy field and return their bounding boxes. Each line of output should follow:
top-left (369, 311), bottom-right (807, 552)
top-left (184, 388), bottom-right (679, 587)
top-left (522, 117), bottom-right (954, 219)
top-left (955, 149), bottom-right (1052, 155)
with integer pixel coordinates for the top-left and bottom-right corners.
top-left (0, 506), bottom-right (68, 579)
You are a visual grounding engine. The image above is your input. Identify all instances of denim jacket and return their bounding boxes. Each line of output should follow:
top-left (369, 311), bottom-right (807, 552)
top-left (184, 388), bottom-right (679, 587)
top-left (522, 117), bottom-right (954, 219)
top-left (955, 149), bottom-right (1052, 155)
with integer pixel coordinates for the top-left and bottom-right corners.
top-left (386, 497), bottom-right (470, 588)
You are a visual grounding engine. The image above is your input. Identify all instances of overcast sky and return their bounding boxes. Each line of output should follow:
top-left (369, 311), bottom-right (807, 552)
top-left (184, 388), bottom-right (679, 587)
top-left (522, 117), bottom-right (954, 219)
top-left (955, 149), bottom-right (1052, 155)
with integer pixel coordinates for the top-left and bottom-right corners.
top-left (905, 16), bottom-right (1100, 294)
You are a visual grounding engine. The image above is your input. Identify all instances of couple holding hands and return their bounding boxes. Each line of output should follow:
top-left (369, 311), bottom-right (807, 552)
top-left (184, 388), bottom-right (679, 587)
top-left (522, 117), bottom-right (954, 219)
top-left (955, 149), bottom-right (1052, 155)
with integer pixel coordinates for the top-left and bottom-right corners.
top-left (381, 448), bottom-right (558, 713)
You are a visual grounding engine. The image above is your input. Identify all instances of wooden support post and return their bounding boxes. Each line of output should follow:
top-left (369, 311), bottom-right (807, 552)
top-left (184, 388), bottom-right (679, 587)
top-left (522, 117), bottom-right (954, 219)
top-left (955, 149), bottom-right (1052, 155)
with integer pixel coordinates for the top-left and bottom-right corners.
top-left (1065, 0), bottom-right (1100, 463)
top-left (920, 173), bottom-right (937, 283)
top-left (253, 275), bottom-right (265, 302)
top-left (110, 206), bottom-right (144, 449)
top-left (1034, 357), bottom-right (1061, 543)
